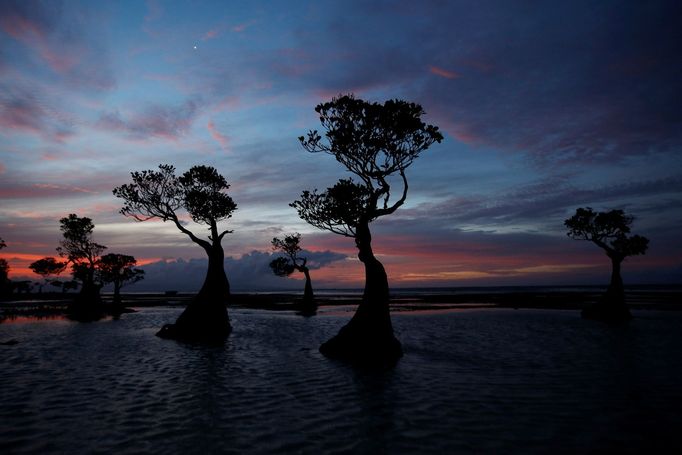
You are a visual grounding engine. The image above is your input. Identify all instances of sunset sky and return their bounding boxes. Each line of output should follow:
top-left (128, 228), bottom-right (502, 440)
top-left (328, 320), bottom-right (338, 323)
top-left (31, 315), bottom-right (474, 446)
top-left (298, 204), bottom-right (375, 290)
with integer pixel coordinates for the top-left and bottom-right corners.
top-left (1, 0), bottom-right (680, 291)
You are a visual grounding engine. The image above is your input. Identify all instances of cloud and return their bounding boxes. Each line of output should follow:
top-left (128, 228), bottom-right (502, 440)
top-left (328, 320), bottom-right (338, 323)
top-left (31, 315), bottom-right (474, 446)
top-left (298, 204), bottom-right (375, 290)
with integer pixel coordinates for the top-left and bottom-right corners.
top-left (0, 0), bottom-right (115, 91)
top-left (97, 99), bottom-right (199, 140)
top-left (232, 21), bottom-right (255, 33)
top-left (0, 84), bottom-right (76, 142)
top-left (130, 249), bottom-right (347, 291)
top-left (401, 174), bottom-right (682, 229)
top-left (203, 29), bottom-right (218, 40)
top-left (262, 0), bottom-right (682, 164)
top-left (429, 66), bottom-right (460, 79)
top-left (0, 174), bottom-right (123, 199)
top-left (207, 120), bottom-right (229, 150)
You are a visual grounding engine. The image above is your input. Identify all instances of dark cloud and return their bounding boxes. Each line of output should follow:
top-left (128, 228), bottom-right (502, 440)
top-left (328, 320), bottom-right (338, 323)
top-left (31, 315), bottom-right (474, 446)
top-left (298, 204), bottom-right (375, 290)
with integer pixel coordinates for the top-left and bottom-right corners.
top-left (400, 174), bottom-right (682, 228)
top-left (0, 84), bottom-right (76, 142)
top-left (97, 99), bottom-right (200, 140)
top-left (130, 249), bottom-right (346, 292)
top-left (248, 1), bottom-right (682, 165)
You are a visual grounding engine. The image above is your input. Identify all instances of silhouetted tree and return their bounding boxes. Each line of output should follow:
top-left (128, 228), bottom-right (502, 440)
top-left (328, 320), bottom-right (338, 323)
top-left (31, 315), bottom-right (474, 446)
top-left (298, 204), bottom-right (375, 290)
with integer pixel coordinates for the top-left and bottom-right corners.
top-left (0, 239), bottom-right (9, 297)
top-left (292, 95), bottom-right (443, 362)
top-left (270, 233), bottom-right (315, 314)
top-left (57, 214), bottom-right (107, 317)
top-left (29, 257), bottom-right (67, 293)
top-left (62, 280), bottom-right (79, 293)
top-left (97, 253), bottom-right (145, 307)
top-left (565, 207), bottom-right (649, 321)
top-left (113, 164), bottom-right (236, 341)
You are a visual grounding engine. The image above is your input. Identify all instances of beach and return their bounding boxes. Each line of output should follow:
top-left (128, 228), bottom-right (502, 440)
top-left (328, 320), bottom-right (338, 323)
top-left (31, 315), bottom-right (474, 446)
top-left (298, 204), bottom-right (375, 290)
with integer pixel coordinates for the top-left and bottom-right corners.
top-left (1, 300), bottom-right (681, 453)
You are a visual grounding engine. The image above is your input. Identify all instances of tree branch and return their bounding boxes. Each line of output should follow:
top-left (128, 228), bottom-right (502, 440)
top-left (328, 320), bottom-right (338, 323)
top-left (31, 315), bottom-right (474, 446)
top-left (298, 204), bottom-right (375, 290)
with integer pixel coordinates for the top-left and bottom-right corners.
top-left (171, 215), bottom-right (211, 251)
top-left (375, 169), bottom-right (408, 217)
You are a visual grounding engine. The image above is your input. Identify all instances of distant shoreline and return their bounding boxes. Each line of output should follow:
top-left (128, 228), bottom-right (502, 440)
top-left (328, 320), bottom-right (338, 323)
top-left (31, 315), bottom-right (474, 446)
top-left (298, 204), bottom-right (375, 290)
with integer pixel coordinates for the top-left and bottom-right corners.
top-left (1, 287), bottom-right (680, 318)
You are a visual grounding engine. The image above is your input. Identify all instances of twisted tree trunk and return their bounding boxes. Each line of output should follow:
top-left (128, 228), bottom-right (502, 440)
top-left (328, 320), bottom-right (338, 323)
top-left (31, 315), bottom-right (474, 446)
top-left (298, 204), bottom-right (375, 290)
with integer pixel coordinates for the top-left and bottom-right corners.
top-left (582, 252), bottom-right (630, 322)
top-left (299, 266), bottom-right (317, 315)
top-left (319, 221), bottom-right (402, 363)
top-left (158, 238), bottom-right (231, 342)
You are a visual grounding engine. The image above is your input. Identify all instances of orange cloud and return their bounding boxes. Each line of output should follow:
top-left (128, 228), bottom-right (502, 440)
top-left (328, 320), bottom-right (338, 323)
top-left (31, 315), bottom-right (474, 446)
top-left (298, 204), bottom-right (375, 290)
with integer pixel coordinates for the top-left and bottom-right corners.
top-left (429, 65), bottom-right (461, 79)
top-left (0, 252), bottom-right (50, 278)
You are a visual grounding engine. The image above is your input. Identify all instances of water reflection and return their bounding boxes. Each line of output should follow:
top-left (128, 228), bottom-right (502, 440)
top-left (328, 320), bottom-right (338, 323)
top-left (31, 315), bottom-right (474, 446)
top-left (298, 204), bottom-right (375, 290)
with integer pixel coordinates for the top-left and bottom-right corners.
top-left (0, 314), bottom-right (71, 324)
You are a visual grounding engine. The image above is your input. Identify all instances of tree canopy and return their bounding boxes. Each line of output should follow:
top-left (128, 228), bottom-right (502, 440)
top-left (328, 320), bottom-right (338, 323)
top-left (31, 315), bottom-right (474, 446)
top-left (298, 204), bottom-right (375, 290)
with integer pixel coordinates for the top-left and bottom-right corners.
top-left (293, 95), bottom-right (443, 236)
top-left (29, 257), bottom-right (67, 279)
top-left (113, 164), bottom-right (237, 249)
top-left (565, 207), bottom-right (649, 259)
top-left (291, 179), bottom-right (372, 237)
top-left (57, 214), bottom-right (107, 265)
top-left (270, 233), bottom-right (307, 277)
top-left (97, 253), bottom-right (145, 288)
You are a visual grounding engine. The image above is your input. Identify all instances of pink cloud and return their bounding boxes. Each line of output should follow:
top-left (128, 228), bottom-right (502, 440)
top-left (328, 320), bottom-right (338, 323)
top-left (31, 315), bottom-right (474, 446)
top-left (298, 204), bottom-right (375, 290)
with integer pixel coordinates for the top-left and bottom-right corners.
top-left (232, 20), bottom-right (257, 33)
top-left (429, 65), bottom-right (461, 79)
top-left (0, 92), bottom-right (75, 143)
top-left (145, 0), bottom-right (162, 22)
top-left (203, 28), bottom-right (220, 40)
top-left (0, 163), bottom-right (4, 174)
top-left (207, 120), bottom-right (229, 150)
top-left (0, 3), bottom-right (114, 90)
top-left (0, 11), bottom-right (80, 74)
top-left (0, 13), bottom-right (45, 41)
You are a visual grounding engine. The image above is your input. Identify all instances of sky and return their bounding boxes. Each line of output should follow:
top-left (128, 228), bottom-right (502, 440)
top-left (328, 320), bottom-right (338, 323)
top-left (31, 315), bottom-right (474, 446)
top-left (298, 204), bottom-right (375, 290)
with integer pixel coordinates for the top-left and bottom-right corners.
top-left (1, 0), bottom-right (681, 291)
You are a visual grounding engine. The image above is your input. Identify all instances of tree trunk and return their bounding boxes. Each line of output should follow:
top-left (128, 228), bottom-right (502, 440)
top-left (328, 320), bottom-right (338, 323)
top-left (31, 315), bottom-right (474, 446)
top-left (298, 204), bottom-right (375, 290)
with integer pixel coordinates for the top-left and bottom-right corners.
top-left (68, 265), bottom-right (103, 321)
top-left (157, 242), bottom-right (232, 342)
top-left (113, 282), bottom-right (122, 308)
top-left (319, 221), bottom-right (402, 363)
top-left (582, 254), bottom-right (630, 322)
top-left (299, 267), bottom-right (316, 315)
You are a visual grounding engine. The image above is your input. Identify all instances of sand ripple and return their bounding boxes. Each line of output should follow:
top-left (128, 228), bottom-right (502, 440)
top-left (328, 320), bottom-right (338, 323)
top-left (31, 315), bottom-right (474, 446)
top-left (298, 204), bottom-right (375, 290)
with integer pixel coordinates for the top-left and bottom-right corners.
top-left (1, 307), bottom-right (681, 453)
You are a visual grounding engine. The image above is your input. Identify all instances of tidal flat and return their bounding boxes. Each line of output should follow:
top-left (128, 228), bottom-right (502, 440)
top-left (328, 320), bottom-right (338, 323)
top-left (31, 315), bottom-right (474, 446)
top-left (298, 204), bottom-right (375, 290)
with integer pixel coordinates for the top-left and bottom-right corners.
top-left (1, 305), bottom-right (681, 454)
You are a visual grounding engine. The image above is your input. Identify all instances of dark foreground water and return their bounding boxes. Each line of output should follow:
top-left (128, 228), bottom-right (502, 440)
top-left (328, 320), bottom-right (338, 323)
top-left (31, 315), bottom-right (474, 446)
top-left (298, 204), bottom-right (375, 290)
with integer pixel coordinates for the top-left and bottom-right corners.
top-left (1, 307), bottom-right (681, 454)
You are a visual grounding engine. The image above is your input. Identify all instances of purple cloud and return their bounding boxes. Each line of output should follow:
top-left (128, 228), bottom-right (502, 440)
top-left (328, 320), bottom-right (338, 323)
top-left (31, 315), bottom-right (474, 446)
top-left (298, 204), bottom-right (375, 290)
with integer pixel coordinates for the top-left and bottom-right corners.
top-left (0, 85), bottom-right (75, 142)
top-left (131, 249), bottom-right (347, 292)
top-left (97, 99), bottom-right (200, 140)
top-left (0, 0), bottom-right (115, 91)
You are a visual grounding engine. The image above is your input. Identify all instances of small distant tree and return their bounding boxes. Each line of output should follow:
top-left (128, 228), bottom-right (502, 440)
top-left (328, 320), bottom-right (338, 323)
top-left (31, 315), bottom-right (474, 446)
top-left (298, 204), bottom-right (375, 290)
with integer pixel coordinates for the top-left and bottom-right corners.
top-left (292, 94), bottom-right (443, 362)
top-left (0, 238), bottom-right (9, 297)
top-left (270, 233), bottom-right (315, 312)
top-left (29, 257), bottom-right (67, 293)
top-left (565, 207), bottom-right (649, 321)
top-left (113, 164), bottom-right (237, 341)
top-left (57, 214), bottom-right (107, 316)
top-left (97, 253), bottom-right (145, 307)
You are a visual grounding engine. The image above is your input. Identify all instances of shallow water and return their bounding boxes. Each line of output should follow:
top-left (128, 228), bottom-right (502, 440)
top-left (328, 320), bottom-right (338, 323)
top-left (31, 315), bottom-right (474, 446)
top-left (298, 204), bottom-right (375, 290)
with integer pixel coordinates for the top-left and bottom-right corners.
top-left (1, 307), bottom-right (681, 454)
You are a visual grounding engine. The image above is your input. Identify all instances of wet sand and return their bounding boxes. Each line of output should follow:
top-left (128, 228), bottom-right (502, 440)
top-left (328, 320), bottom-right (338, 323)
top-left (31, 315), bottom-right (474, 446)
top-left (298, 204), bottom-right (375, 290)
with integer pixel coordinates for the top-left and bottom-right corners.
top-left (1, 304), bottom-right (681, 453)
